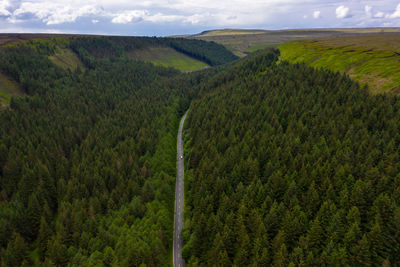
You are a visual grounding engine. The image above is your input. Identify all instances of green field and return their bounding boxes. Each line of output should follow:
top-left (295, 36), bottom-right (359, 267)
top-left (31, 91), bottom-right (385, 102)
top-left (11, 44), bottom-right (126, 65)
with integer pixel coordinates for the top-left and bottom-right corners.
top-left (245, 43), bottom-right (278, 53)
top-left (0, 72), bottom-right (24, 107)
top-left (127, 47), bottom-right (209, 71)
top-left (279, 34), bottom-right (400, 94)
top-left (1, 38), bottom-right (83, 107)
top-left (195, 29), bottom-right (268, 37)
top-left (188, 28), bottom-right (400, 57)
top-left (49, 47), bottom-right (84, 71)
top-left (0, 36), bottom-right (214, 106)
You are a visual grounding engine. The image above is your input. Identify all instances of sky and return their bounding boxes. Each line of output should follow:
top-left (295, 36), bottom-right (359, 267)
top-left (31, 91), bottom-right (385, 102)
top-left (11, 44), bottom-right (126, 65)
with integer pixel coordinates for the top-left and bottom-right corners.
top-left (0, 0), bottom-right (399, 36)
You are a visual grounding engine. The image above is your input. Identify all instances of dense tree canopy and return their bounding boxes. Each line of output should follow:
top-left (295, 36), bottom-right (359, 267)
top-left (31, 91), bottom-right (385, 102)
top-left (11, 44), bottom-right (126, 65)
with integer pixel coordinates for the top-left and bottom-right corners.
top-left (168, 38), bottom-right (238, 66)
top-left (69, 36), bottom-right (237, 68)
top-left (1, 35), bottom-right (399, 266)
top-left (183, 49), bottom-right (400, 266)
top-left (0, 36), bottom-right (227, 266)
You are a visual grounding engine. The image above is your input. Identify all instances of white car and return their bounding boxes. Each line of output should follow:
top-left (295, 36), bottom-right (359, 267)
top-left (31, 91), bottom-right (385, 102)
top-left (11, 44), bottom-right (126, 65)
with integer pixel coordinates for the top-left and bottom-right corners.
top-left (180, 155), bottom-right (183, 159)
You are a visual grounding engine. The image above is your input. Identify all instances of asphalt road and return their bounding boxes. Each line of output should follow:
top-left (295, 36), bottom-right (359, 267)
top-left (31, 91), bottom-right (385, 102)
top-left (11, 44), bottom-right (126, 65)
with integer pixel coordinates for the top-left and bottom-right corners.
top-left (173, 111), bottom-right (187, 267)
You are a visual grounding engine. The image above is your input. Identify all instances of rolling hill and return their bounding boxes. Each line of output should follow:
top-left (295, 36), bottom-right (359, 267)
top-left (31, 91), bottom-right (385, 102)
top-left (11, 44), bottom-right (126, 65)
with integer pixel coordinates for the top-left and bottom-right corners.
top-left (0, 35), bottom-right (235, 107)
top-left (279, 34), bottom-right (400, 94)
top-left (185, 28), bottom-right (400, 94)
top-left (186, 28), bottom-right (400, 57)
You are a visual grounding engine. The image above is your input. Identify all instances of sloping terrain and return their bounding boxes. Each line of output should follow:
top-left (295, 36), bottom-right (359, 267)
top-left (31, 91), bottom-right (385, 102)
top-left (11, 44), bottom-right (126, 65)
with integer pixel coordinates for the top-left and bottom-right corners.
top-left (186, 28), bottom-right (400, 57)
top-left (0, 35), bottom-right (236, 107)
top-left (183, 49), bottom-right (400, 266)
top-left (127, 47), bottom-right (208, 71)
top-left (194, 29), bottom-right (268, 37)
top-left (279, 34), bottom-right (400, 94)
top-left (0, 73), bottom-right (24, 107)
top-left (0, 36), bottom-right (235, 266)
top-left (48, 48), bottom-right (85, 71)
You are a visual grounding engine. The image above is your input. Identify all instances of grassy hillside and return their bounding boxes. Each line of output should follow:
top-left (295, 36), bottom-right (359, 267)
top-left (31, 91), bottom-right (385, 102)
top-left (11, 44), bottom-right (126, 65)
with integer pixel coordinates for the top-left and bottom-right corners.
top-left (0, 72), bottom-right (23, 107)
top-left (188, 28), bottom-right (400, 57)
top-left (127, 47), bottom-right (208, 71)
top-left (194, 29), bottom-right (268, 37)
top-left (0, 35), bottom-right (236, 107)
top-left (48, 47), bottom-right (84, 71)
top-left (279, 34), bottom-right (400, 94)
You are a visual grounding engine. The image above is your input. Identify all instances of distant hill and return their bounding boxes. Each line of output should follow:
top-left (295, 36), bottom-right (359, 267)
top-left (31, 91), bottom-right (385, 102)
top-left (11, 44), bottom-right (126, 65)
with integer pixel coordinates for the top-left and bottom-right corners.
top-left (0, 35), bottom-right (236, 106)
top-left (182, 28), bottom-right (400, 94)
top-left (279, 34), bottom-right (400, 94)
top-left (193, 29), bottom-right (268, 37)
top-left (184, 28), bottom-right (400, 57)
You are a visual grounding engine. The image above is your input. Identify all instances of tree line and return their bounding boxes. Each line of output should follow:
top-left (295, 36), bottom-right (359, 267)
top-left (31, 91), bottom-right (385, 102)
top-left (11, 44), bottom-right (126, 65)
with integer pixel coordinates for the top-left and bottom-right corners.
top-left (70, 36), bottom-right (237, 68)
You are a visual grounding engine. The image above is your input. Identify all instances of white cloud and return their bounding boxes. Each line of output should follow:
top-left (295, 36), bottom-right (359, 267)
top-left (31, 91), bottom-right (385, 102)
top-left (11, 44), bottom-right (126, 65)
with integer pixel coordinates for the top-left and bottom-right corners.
top-left (12, 2), bottom-right (102, 25)
top-left (365, 5), bottom-right (387, 19)
top-left (4, 0), bottom-right (318, 28)
top-left (0, 0), bottom-right (11, 16)
top-left (1, 0), bottom-right (400, 35)
top-left (145, 13), bottom-right (184, 23)
top-left (387, 3), bottom-right (400, 18)
top-left (365, 5), bottom-right (372, 17)
top-left (111, 10), bottom-right (147, 24)
top-left (184, 13), bottom-right (210, 24)
top-left (375, 11), bottom-right (385, 18)
top-left (336, 5), bottom-right (350, 19)
top-left (110, 10), bottom-right (185, 24)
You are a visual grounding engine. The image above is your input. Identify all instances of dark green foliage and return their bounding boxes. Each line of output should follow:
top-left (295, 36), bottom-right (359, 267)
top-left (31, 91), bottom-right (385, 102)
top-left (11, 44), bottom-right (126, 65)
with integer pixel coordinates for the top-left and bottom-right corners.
top-left (0, 36), bottom-right (213, 265)
top-left (69, 36), bottom-right (238, 68)
top-left (1, 233), bottom-right (30, 266)
top-left (168, 38), bottom-right (239, 66)
top-left (2, 34), bottom-right (400, 266)
top-left (0, 44), bottom-right (70, 95)
top-left (184, 49), bottom-right (400, 266)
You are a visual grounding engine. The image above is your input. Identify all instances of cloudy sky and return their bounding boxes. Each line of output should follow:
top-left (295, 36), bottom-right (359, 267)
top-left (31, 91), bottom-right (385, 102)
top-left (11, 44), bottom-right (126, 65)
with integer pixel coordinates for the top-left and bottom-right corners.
top-left (0, 0), bottom-right (399, 36)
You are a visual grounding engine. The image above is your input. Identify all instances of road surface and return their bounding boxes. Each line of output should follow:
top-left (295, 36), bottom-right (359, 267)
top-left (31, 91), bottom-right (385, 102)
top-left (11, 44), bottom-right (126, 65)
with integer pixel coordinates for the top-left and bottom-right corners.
top-left (173, 111), bottom-right (187, 267)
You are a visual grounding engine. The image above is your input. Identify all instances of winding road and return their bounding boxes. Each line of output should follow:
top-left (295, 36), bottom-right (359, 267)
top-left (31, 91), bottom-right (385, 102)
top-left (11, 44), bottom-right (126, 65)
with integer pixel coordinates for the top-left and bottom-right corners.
top-left (173, 111), bottom-right (187, 267)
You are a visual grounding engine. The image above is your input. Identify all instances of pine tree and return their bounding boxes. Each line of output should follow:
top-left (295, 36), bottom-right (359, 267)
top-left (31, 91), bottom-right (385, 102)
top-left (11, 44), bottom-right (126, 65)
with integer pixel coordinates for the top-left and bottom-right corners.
top-left (47, 235), bottom-right (69, 266)
top-left (2, 233), bottom-right (28, 266)
top-left (24, 193), bottom-right (42, 240)
top-left (272, 244), bottom-right (288, 267)
top-left (354, 234), bottom-right (371, 266)
top-left (37, 217), bottom-right (52, 260)
top-left (217, 249), bottom-right (231, 267)
top-left (306, 219), bottom-right (323, 252)
top-left (233, 221), bottom-right (250, 266)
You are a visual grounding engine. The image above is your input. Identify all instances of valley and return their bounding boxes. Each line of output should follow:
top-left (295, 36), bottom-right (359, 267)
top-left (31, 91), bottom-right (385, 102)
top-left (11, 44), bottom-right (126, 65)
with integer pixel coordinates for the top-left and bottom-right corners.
top-left (0, 28), bottom-right (399, 266)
